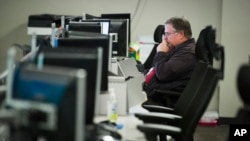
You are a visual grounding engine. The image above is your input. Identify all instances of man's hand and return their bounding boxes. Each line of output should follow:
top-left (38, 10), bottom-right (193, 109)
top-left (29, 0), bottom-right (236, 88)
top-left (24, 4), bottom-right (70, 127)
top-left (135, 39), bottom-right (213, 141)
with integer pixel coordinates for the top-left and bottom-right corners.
top-left (157, 39), bottom-right (171, 53)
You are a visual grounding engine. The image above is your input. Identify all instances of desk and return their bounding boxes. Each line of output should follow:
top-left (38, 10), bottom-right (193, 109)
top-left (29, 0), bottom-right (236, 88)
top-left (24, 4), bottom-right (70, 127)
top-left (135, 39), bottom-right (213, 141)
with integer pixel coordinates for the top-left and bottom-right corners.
top-left (96, 75), bottom-right (145, 116)
top-left (96, 58), bottom-right (146, 116)
top-left (94, 115), bottom-right (146, 141)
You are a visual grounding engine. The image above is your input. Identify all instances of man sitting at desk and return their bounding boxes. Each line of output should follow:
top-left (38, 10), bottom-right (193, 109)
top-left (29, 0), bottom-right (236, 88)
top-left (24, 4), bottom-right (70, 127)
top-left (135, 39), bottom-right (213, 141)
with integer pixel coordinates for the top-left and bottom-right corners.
top-left (143, 17), bottom-right (197, 107)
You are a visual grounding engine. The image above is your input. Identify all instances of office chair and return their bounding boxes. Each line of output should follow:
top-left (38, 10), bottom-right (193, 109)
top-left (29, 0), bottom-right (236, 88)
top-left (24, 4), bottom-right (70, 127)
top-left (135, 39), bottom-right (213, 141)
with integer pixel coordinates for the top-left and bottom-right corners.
top-left (137, 24), bottom-right (164, 72)
top-left (137, 67), bottom-right (222, 141)
top-left (235, 64), bottom-right (250, 124)
top-left (225, 64), bottom-right (250, 141)
top-left (136, 61), bottom-right (208, 116)
top-left (141, 25), bottom-right (214, 111)
top-left (137, 45), bottom-right (225, 141)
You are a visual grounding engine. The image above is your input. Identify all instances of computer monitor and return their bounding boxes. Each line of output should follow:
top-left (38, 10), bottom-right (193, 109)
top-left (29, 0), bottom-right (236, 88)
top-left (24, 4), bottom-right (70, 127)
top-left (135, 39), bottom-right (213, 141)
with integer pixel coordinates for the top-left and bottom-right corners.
top-left (66, 30), bottom-right (103, 38)
top-left (67, 22), bottom-right (101, 33)
top-left (70, 13), bottom-right (99, 21)
top-left (56, 34), bottom-right (111, 91)
top-left (69, 19), bottom-right (110, 35)
top-left (107, 19), bottom-right (129, 57)
top-left (101, 13), bottom-right (131, 57)
top-left (11, 63), bottom-right (87, 141)
top-left (37, 47), bottom-right (102, 125)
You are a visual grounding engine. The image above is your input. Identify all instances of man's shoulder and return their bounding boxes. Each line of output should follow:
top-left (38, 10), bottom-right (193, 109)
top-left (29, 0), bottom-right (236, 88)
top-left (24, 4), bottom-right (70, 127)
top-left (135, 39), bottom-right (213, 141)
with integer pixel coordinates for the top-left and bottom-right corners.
top-left (184, 39), bottom-right (196, 48)
top-left (175, 45), bottom-right (195, 53)
top-left (176, 38), bottom-right (195, 49)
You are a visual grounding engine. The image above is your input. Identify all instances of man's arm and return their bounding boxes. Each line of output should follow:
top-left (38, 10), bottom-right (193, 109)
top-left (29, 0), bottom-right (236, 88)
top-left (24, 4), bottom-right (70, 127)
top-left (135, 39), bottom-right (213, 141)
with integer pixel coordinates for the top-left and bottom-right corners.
top-left (153, 48), bottom-right (195, 82)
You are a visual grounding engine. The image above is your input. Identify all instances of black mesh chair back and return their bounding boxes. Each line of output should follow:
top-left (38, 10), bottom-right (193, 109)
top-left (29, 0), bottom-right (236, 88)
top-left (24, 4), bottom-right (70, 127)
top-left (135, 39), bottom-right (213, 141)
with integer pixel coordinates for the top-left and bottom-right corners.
top-left (143, 25), bottom-right (164, 71)
top-left (195, 26), bottom-right (217, 65)
top-left (177, 67), bottom-right (220, 141)
top-left (174, 45), bottom-right (224, 141)
top-left (173, 26), bottom-right (219, 115)
top-left (173, 61), bottom-right (208, 115)
top-left (195, 28), bottom-right (210, 64)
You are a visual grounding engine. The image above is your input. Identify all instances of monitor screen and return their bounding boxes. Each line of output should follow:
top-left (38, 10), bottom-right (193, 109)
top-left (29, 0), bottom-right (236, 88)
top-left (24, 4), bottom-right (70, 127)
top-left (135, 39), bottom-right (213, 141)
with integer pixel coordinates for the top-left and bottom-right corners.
top-left (56, 34), bottom-right (111, 91)
top-left (13, 64), bottom-right (77, 106)
top-left (12, 63), bottom-right (87, 140)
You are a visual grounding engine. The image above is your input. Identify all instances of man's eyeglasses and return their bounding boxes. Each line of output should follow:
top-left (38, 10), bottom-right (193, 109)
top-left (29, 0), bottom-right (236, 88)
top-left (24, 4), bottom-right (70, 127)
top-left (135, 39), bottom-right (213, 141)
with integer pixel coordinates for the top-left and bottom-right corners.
top-left (164, 31), bottom-right (177, 37)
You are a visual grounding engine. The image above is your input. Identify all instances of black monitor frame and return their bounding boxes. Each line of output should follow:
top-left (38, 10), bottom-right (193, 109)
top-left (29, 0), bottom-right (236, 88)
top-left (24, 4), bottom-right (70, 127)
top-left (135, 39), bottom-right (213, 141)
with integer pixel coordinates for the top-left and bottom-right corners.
top-left (110, 19), bottom-right (129, 57)
top-left (69, 19), bottom-right (110, 35)
top-left (67, 22), bottom-right (101, 33)
top-left (70, 13), bottom-right (99, 21)
top-left (56, 34), bottom-right (112, 91)
top-left (37, 47), bottom-right (103, 125)
top-left (101, 13), bottom-right (131, 57)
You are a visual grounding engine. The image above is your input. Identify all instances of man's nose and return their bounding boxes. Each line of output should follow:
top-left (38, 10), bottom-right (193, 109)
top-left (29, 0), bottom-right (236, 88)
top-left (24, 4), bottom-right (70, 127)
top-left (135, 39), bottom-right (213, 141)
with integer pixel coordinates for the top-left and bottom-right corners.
top-left (164, 36), bottom-right (168, 41)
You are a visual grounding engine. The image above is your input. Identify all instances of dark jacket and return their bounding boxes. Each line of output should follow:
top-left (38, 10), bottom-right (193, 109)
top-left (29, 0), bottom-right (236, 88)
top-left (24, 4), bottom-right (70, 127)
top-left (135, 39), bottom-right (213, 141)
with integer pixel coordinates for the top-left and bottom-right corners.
top-left (144, 38), bottom-right (197, 98)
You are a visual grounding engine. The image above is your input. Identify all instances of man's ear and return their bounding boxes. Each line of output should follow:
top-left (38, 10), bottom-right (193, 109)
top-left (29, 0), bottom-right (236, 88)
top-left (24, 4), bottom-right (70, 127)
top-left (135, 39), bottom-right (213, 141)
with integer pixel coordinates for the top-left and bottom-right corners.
top-left (178, 30), bottom-right (185, 36)
top-left (178, 30), bottom-right (186, 39)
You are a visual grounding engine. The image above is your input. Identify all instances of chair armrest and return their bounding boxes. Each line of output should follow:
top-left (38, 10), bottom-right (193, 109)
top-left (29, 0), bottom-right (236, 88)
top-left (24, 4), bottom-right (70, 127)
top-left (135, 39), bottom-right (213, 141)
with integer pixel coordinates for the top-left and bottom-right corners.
top-left (136, 64), bottom-right (144, 73)
top-left (134, 112), bottom-right (182, 124)
top-left (137, 123), bottom-right (181, 140)
top-left (148, 89), bottom-right (182, 108)
top-left (142, 104), bottom-right (174, 113)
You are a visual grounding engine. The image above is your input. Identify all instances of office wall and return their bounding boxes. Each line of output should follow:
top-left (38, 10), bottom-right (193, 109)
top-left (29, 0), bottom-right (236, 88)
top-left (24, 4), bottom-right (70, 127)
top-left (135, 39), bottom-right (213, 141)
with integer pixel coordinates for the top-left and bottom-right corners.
top-left (0, 0), bottom-right (223, 112)
top-left (219, 0), bottom-right (250, 117)
top-left (0, 0), bottom-right (221, 72)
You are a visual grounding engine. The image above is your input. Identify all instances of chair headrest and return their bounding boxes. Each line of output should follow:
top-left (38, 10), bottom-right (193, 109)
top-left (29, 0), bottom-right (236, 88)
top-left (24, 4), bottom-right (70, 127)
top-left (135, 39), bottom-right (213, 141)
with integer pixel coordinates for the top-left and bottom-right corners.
top-left (196, 26), bottom-right (225, 79)
top-left (237, 64), bottom-right (250, 105)
top-left (195, 26), bottom-right (216, 65)
top-left (154, 25), bottom-right (165, 43)
top-left (195, 28), bottom-right (210, 63)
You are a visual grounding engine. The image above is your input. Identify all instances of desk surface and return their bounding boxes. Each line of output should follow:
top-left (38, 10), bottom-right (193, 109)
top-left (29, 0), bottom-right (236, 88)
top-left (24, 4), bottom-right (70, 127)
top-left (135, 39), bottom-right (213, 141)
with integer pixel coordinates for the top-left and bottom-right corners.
top-left (94, 115), bottom-right (146, 141)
